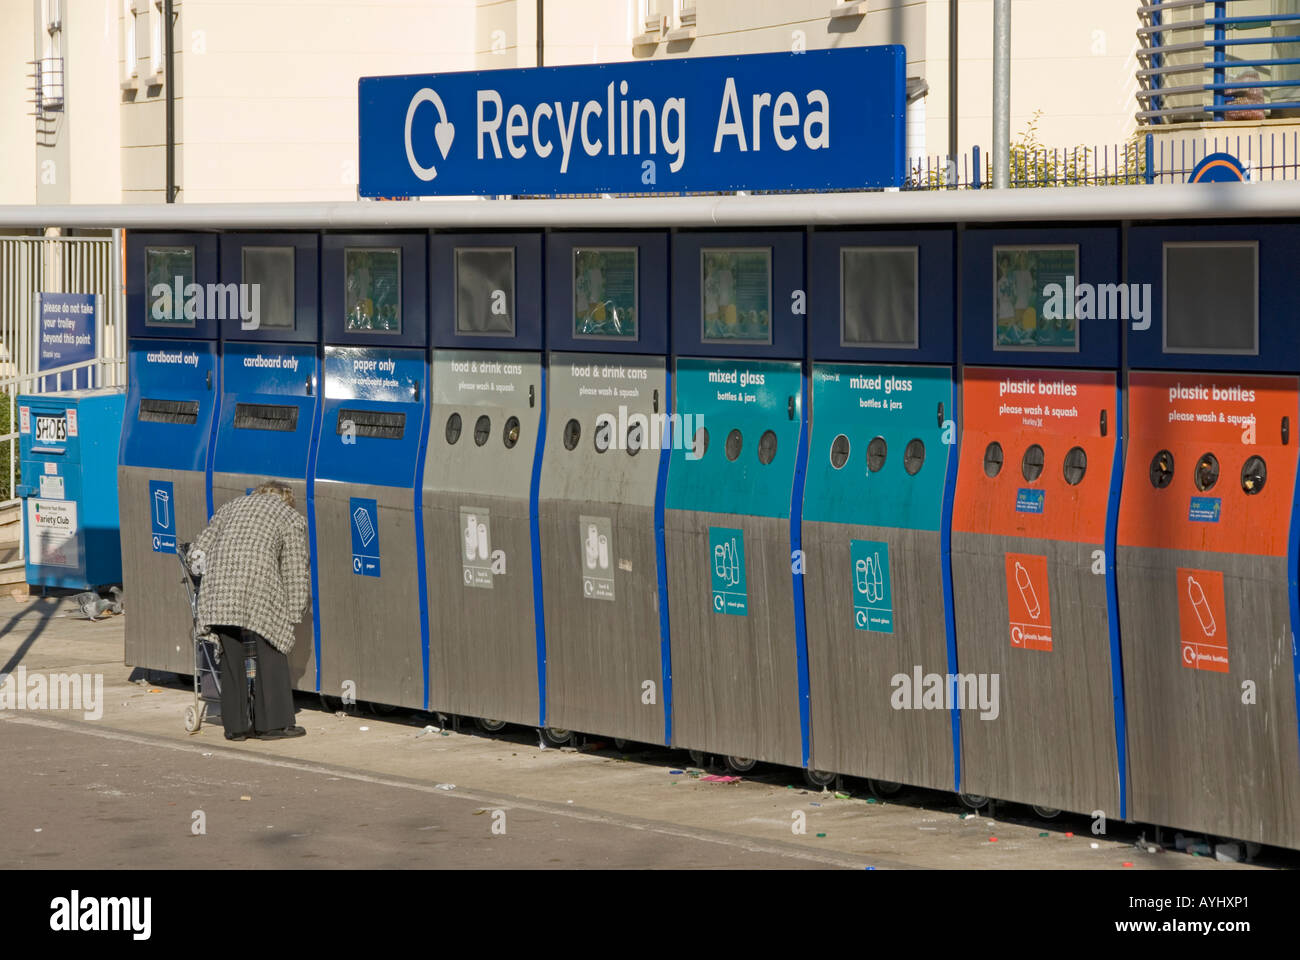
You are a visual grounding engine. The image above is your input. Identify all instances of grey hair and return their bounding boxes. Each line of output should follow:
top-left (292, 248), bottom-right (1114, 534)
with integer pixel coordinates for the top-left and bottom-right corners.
top-left (253, 480), bottom-right (295, 509)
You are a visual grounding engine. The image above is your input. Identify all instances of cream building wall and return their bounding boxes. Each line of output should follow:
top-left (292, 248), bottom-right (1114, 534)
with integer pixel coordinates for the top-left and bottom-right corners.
top-left (1, 0), bottom-right (1145, 204)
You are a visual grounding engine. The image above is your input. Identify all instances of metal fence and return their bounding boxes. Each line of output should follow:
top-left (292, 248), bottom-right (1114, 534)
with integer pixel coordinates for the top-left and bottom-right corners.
top-left (0, 233), bottom-right (126, 572)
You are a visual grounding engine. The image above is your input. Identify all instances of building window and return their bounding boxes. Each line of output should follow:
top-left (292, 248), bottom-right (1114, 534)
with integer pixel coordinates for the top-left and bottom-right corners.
top-left (150, 0), bottom-right (164, 77)
top-left (123, 0), bottom-right (138, 81)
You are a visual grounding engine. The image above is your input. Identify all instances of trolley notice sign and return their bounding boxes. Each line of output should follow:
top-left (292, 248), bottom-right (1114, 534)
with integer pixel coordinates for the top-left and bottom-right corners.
top-left (359, 47), bottom-right (905, 197)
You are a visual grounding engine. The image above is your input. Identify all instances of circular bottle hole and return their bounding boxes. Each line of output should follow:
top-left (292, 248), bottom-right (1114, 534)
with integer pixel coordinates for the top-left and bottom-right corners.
top-left (903, 438), bottom-right (925, 476)
top-left (725, 429), bottom-right (743, 462)
top-left (473, 414), bottom-right (491, 447)
top-left (1194, 452), bottom-right (1220, 491)
top-left (984, 442), bottom-right (1004, 478)
top-left (1063, 446), bottom-right (1088, 485)
top-left (502, 416), bottom-right (520, 449)
top-left (1149, 449), bottom-right (1174, 488)
top-left (829, 434), bottom-right (850, 470)
top-left (692, 426), bottom-right (709, 459)
top-left (866, 436), bottom-right (887, 473)
top-left (1241, 455), bottom-right (1267, 495)
top-left (594, 419), bottom-right (612, 453)
top-left (1021, 444), bottom-right (1045, 483)
top-left (758, 429), bottom-right (778, 465)
top-left (445, 412), bottom-right (462, 445)
top-left (627, 421), bottom-right (643, 456)
top-left (562, 418), bottom-right (581, 451)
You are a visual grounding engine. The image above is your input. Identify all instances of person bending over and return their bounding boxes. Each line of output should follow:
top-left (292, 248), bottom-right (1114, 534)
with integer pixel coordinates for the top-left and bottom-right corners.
top-left (191, 480), bottom-right (310, 741)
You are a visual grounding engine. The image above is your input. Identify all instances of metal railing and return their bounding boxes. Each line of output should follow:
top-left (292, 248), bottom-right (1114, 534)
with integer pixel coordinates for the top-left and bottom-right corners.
top-left (0, 234), bottom-right (124, 570)
top-left (1139, 0), bottom-right (1300, 123)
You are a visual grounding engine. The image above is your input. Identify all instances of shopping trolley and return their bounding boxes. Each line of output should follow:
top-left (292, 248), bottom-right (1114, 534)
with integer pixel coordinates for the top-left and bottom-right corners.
top-left (178, 542), bottom-right (257, 733)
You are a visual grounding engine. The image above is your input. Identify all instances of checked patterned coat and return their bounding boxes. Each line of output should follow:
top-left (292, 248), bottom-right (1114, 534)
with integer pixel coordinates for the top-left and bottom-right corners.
top-left (190, 493), bottom-right (311, 654)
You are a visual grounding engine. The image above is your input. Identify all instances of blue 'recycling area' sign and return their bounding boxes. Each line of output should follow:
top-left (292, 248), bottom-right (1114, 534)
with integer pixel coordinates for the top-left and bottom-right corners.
top-left (359, 46), bottom-right (905, 198)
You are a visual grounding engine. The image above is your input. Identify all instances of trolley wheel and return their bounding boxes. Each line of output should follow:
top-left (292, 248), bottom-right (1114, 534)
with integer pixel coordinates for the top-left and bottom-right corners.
top-left (803, 768), bottom-right (837, 789)
top-left (541, 726), bottom-right (573, 747)
top-left (477, 717), bottom-right (508, 733)
top-left (687, 750), bottom-right (708, 767)
top-left (869, 778), bottom-right (904, 798)
top-left (725, 755), bottom-right (758, 775)
top-left (1031, 805), bottom-right (1062, 820)
top-left (183, 705), bottom-right (200, 733)
top-left (959, 792), bottom-right (990, 811)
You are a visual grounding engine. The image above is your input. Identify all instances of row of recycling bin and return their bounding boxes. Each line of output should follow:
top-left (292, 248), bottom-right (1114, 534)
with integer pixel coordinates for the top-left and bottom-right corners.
top-left (115, 223), bottom-right (1300, 851)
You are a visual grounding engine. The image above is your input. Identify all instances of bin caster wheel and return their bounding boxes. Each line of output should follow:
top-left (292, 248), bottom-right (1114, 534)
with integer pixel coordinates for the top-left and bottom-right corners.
top-left (725, 756), bottom-right (757, 774)
top-left (804, 768), bottom-right (837, 789)
top-left (960, 793), bottom-right (990, 810)
top-left (183, 705), bottom-right (200, 733)
top-left (1031, 805), bottom-right (1062, 820)
top-left (541, 727), bottom-right (573, 747)
top-left (687, 750), bottom-right (707, 767)
top-left (477, 717), bottom-right (507, 733)
top-left (611, 737), bottom-right (641, 752)
top-left (869, 778), bottom-right (903, 798)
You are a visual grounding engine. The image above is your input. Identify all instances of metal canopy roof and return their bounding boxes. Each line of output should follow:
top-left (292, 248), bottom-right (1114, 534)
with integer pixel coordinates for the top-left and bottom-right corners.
top-left (1, 181), bottom-right (1298, 231)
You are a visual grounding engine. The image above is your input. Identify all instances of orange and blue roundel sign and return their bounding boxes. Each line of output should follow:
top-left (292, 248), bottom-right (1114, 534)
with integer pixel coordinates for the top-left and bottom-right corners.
top-left (1188, 153), bottom-right (1247, 183)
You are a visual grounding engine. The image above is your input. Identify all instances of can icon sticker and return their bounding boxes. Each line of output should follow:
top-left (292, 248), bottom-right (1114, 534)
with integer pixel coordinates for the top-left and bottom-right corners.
top-left (1176, 567), bottom-right (1228, 673)
top-left (709, 526), bottom-right (747, 616)
top-left (850, 539), bottom-right (893, 633)
top-left (579, 515), bottom-right (615, 601)
top-left (1004, 552), bottom-right (1052, 651)
top-left (148, 479), bottom-right (176, 554)
top-left (459, 506), bottom-right (493, 589)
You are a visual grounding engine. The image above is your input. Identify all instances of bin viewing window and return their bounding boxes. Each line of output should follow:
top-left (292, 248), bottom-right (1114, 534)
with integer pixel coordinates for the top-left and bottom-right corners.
top-left (145, 246), bottom-right (195, 326)
top-left (336, 408), bottom-right (405, 439)
top-left (1021, 443), bottom-right (1045, 482)
top-left (563, 418), bottom-right (581, 451)
top-left (233, 402), bottom-right (299, 432)
top-left (830, 434), bottom-right (850, 469)
top-left (456, 248), bottom-right (515, 337)
top-left (903, 438), bottom-right (925, 475)
top-left (984, 441), bottom-right (1004, 478)
top-left (242, 247), bottom-right (295, 330)
top-left (503, 416), bottom-right (520, 449)
top-left (1063, 446), bottom-right (1088, 485)
top-left (993, 245), bottom-right (1079, 352)
top-left (474, 415), bottom-right (491, 447)
top-left (138, 397), bottom-right (199, 424)
top-left (725, 428), bottom-right (743, 461)
top-left (867, 436), bottom-right (887, 472)
top-left (445, 412), bottom-right (463, 444)
top-left (1163, 243), bottom-right (1258, 355)
top-left (344, 248), bottom-right (401, 333)
top-left (574, 248), bottom-right (638, 340)
top-left (701, 248), bottom-right (772, 344)
top-left (1194, 452), bottom-right (1220, 491)
top-left (1149, 449), bottom-right (1175, 488)
top-left (693, 426), bottom-right (709, 459)
top-left (1242, 456), bottom-right (1267, 495)
top-left (841, 247), bottom-right (918, 349)
top-left (758, 429), bottom-right (778, 465)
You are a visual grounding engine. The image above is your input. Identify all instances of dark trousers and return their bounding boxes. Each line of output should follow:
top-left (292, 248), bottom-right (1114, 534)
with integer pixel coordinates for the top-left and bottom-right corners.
top-left (214, 627), bottom-right (295, 735)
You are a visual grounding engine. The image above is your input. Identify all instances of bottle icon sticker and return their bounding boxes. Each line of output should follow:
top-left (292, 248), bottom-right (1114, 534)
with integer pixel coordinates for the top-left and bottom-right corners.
top-left (579, 515), bottom-right (615, 600)
top-left (1177, 567), bottom-right (1228, 672)
top-left (460, 506), bottom-right (493, 588)
top-left (1014, 561), bottom-right (1041, 619)
top-left (709, 526), bottom-right (748, 616)
top-left (851, 540), bottom-right (893, 632)
top-left (1004, 553), bottom-right (1052, 651)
